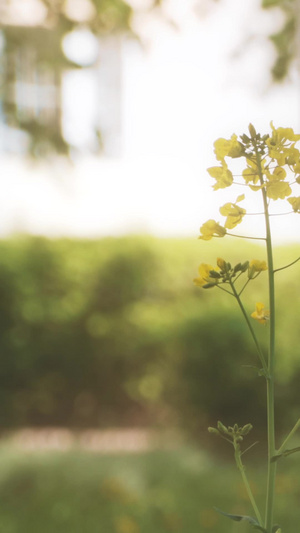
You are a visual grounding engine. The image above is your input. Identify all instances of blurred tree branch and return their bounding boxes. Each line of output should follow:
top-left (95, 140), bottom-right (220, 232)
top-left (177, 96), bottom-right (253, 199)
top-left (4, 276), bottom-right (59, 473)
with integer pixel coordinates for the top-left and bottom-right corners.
top-left (262, 0), bottom-right (299, 81)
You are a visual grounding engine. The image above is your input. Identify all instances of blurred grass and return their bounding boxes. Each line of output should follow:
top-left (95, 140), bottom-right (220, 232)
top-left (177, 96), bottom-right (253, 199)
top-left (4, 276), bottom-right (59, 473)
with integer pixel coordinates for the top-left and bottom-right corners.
top-left (0, 444), bottom-right (299, 532)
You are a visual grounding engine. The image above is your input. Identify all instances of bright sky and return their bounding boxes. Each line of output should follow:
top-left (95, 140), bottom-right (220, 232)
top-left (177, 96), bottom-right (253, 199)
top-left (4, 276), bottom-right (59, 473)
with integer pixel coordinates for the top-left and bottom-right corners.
top-left (0, 0), bottom-right (300, 244)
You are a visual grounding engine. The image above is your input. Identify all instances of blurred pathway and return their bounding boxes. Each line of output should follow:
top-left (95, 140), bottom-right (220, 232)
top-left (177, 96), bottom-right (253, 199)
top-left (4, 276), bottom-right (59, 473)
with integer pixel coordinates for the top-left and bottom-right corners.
top-left (1, 428), bottom-right (172, 453)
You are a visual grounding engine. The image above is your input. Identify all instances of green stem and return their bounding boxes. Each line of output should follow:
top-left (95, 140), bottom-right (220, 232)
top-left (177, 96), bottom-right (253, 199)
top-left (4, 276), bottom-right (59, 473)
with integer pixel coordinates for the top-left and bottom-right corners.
top-left (230, 281), bottom-right (268, 375)
top-left (274, 256), bottom-right (300, 274)
top-left (256, 153), bottom-right (276, 533)
top-left (227, 233), bottom-right (266, 241)
top-left (277, 418), bottom-right (300, 455)
top-left (234, 443), bottom-right (263, 525)
top-left (216, 284), bottom-right (235, 296)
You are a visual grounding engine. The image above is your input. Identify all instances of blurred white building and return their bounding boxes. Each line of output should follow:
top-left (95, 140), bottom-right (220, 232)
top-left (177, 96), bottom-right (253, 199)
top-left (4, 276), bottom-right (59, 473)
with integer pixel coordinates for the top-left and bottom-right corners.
top-left (0, 0), bottom-right (125, 157)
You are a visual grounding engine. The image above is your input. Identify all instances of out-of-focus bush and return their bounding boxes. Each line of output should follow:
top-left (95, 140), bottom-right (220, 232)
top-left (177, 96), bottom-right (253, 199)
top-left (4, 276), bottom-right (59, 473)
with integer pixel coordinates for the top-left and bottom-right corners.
top-left (0, 235), bottom-right (298, 439)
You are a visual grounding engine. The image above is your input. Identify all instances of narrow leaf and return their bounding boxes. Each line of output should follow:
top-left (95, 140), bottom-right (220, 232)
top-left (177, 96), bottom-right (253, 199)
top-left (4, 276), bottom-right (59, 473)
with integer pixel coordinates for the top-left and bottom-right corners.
top-left (282, 446), bottom-right (300, 457)
top-left (214, 507), bottom-right (262, 527)
top-left (271, 446), bottom-right (300, 462)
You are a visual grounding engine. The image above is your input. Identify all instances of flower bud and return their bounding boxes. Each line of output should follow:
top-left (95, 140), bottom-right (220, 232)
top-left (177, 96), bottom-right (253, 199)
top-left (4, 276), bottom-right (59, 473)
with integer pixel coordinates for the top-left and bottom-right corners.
top-left (240, 134), bottom-right (250, 144)
top-left (240, 261), bottom-right (249, 273)
top-left (208, 427), bottom-right (219, 435)
top-left (217, 421), bottom-right (229, 435)
top-left (209, 270), bottom-right (221, 279)
top-left (217, 257), bottom-right (226, 270)
top-left (240, 423), bottom-right (253, 436)
top-left (202, 282), bottom-right (217, 289)
top-left (248, 123), bottom-right (256, 138)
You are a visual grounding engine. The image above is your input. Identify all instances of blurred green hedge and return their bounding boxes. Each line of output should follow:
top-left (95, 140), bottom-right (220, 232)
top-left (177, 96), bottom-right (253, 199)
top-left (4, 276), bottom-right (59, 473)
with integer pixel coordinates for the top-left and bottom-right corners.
top-left (0, 235), bottom-right (298, 439)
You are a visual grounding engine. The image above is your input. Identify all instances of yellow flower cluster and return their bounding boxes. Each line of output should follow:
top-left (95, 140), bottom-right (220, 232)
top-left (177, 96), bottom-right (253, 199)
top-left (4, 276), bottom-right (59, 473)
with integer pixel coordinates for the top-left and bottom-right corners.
top-left (199, 123), bottom-right (300, 240)
top-left (193, 258), bottom-right (267, 290)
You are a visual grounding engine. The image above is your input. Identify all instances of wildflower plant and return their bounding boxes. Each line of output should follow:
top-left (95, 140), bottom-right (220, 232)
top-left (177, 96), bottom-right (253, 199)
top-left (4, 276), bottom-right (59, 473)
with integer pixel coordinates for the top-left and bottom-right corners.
top-left (194, 123), bottom-right (300, 533)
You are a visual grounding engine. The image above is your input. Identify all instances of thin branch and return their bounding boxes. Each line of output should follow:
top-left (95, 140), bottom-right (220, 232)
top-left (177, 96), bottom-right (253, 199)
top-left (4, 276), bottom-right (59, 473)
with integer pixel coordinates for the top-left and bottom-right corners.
top-left (227, 233), bottom-right (266, 241)
top-left (238, 278), bottom-right (251, 297)
top-left (241, 441), bottom-right (259, 456)
top-left (269, 211), bottom-right (294, 217)
top-left (277, 419), bottom-right (300, 455)
top-left (244, 212), bottom-right (265, 216)
top-left (216, 284), bottom-right (235, 296)
top-left (274, 256), bottom-right (300, 273)
top-left (234, 270), bottom-right (246, 283)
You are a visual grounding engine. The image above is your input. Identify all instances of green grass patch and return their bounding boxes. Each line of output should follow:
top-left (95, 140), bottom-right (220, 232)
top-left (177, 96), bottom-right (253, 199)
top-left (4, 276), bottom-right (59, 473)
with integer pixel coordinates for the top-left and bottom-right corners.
top-left (0, 445), bottom-right (298, 532)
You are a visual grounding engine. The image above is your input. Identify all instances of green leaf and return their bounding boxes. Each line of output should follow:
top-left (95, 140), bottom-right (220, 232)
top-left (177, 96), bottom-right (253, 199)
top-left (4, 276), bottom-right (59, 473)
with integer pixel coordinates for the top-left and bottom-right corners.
top-left (214, 508), bottom-right (265, 530)
top-left (262, 0), bottom-right (281, 7)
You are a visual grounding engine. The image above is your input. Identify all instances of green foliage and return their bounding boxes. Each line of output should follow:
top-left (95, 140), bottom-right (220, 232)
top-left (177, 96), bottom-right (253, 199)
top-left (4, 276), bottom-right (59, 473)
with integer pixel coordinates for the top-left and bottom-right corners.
top-left (0, 446), bottom-right (299, 531)
top-left (262, 0), bottom-right (297, 81)
top-left (0, 235), bottom-right (298, 438)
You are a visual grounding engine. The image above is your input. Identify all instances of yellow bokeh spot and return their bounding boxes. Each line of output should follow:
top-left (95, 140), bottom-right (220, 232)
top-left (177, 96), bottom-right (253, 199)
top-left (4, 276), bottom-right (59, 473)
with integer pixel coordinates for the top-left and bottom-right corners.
top-left (115, 515), bottom-right (140, 533)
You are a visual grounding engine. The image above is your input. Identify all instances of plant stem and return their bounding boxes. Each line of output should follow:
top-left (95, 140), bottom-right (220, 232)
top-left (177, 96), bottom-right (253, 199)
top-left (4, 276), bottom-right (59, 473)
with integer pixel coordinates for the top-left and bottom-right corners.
top-left (256, 154), bottom-right (276, 533)
top-left (227, 233), bottom-right (266, 241)
top-left (234, 443), bottom-right (263, 525)
top-left (274, 256), bottom-right (300, 273)
top-left (277, 418), bottom-right (300, 455)
top-left (230, 281), bottom-right (268, 375)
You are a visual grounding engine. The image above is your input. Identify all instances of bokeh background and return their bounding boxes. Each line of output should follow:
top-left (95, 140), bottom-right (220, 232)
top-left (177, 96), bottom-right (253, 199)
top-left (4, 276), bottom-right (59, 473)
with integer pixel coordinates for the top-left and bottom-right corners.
top-left (0, 0), bottom-right (299, 531)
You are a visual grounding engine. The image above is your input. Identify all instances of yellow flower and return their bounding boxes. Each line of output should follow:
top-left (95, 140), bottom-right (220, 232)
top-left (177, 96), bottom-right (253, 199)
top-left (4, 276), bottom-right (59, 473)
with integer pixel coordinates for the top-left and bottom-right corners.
top-left (251, 302), bottom-right (270, 325)
top-left (285, 147), bottom-right (300, 166)
top-left (219, 194), bottom-right (246, 229)
top-left (269, 123), bottom-right (300, 143)
top-left (193, 263), bottom-right (219, 287)
top-left (288, 196), bottom-right (300, 213)
top-left (270, 166), bottom-right (286, 180)
top-left (265, 180), bottom-right (292, 200)
top-left (248, 260), bottom-right (267, 279)
top-left (290, 152), bottom-right (300, 173)
top-left (242, 158), bottom-right (265, 185)
top-left (264, 165), bottom-right (292, 200)
top-left (198, 219), bottom-right (226, 240)
top-left (266, 123), bottom-right (300, 165)
top-left (214, 134), bottom-right (243, 161)
top-left (207, 165), bottom-right (233, 190)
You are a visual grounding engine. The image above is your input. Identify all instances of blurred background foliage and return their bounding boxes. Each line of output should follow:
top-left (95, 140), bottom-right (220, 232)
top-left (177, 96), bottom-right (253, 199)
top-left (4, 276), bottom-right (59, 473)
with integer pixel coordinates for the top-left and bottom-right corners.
top-left (0, 0), bottom-right (134, 157)
top-left (0, 234), bottom-right (298, 446)
top-left (0, 445), bottom-right (300, 532)
top-left (0, 0), bottom-right (298, 158)
top-left (0, 1), bottom-right (299, 530)
top-left (262, 0), bottom-right (299, 81)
